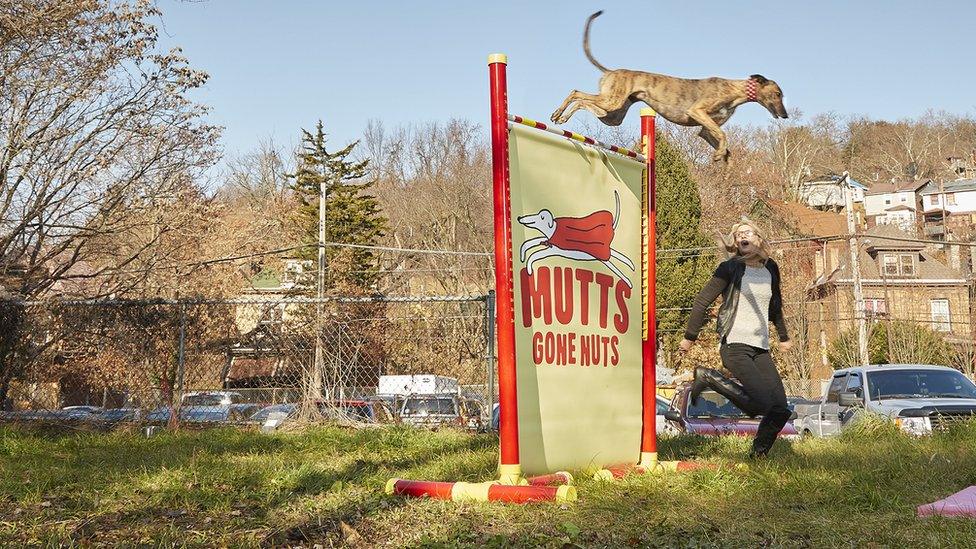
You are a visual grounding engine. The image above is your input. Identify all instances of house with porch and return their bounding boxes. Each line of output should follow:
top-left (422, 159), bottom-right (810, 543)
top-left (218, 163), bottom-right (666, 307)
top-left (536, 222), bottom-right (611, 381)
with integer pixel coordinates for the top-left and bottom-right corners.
top-left (862, 179), bottom-right (928, 232)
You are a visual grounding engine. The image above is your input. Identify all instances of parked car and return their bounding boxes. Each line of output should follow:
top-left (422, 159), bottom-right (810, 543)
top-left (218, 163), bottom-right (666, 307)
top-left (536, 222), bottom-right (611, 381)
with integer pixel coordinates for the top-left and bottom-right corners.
top-left (181, 391), bottom-right (246, 407)
top-left (665, 385), bottom-right (799, 438)
top-left (249, 400), bottom-right (394, 427)
top-left (399, 394), bottom-right (480, 429)
top-left (793, 364), bottom-right (976, 437)
top-left (146, 403), bottom-right (260, 424)
top-left (488, 396), bottom-right (676, 434)
top-left (96, 407), bottom-right (142, 425)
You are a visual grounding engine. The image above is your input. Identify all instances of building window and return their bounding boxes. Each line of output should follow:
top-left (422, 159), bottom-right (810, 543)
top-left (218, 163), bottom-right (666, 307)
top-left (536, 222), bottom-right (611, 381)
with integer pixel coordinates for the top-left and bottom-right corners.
top-left (947, 193), bottom-right (956, 206)
top-left (930, 299), bottom-right (950, 332)
top-left (885, 198), bottom-right (891, 205)
top-left (864, 298), bottom-right (887, 321)
top-left (900, 195), bottom-right (907, 202)
top-left (899, 254), bottom-right (915, 276)
top-left (929, 195), bottom-right (940, 206)
top-left (881, 253), bottom-right (916, 277)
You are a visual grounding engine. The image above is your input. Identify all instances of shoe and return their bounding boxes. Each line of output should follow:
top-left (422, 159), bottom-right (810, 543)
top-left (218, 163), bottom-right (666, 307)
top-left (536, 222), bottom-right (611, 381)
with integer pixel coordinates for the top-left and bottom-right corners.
top-left (749, 406), bottom-right (792, 458)
top-left (694, 368), bottom-right (756, 417)
top-left (690, 367), bottom-right (708, 406)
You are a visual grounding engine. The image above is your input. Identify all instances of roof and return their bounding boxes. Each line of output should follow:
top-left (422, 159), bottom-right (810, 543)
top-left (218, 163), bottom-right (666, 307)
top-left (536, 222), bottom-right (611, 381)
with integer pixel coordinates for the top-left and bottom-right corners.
top-left (826, 225), bottom-right (964, 283)
top-left (864, 179), bottom-right (929, 196)
top-left (860, 224), bottom-right (925, 252)
top-left (883, 205), bottom-right (914, 212)
top-left (802, 174), bottom-right (868, 190)
top-left (753, 199), bottom-right (847, 238)
top-left (918, 178), bottom-right (976, 195)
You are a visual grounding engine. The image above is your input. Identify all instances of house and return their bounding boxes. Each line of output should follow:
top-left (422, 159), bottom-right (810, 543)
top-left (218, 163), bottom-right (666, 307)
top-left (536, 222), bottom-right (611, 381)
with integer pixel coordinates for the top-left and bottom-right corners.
top-left (917, 178), bottom-right (976, 240)
top-left (797, 174), bottom-right (867, 212)
top-left (862, 179), bottom-right (928, 232)
top-left (807, 225), bottom-right (973, 374)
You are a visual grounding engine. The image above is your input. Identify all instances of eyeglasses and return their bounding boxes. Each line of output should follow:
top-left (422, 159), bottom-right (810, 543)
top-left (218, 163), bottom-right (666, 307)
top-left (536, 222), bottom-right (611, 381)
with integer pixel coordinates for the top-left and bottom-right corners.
top-left (735, 229), bottom-right (755, 238)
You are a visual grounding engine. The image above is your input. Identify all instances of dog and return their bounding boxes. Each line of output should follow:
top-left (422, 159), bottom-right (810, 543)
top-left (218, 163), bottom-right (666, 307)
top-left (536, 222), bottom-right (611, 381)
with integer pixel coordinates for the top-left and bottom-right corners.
top-left (550, 11), bottom-right (788, 162)
top-left (518, 191), bottom-right (635, 288)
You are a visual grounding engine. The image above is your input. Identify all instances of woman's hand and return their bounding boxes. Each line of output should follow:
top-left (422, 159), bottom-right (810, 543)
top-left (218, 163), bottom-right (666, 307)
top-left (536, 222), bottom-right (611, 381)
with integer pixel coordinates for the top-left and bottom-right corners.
top-left (779, 339), bottom-right (793, 352)
top-left (678, 338), bottom-right (694, 354)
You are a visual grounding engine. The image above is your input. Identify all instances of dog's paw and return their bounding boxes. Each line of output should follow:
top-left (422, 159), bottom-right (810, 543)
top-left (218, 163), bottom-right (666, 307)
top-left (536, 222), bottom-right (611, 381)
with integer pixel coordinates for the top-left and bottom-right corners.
top-left (550, 111), bottom-right (563, 124)
top-left (712, 148), bottom-right (731, 163)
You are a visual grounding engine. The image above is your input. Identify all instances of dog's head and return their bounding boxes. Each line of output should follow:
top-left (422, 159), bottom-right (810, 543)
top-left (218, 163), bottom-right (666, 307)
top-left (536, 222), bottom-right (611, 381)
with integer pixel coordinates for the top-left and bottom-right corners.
top-left (750, 74), bottom-right (788, 119)
top-left (517, 209), bottom-right (556, 239)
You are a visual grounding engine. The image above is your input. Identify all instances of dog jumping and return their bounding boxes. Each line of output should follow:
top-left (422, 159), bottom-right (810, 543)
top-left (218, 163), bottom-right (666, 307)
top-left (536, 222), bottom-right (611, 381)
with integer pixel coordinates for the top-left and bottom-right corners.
top-left (551, 10), bottom-right (789, 162)
top-left (518, 191), bottom-right (635, 288)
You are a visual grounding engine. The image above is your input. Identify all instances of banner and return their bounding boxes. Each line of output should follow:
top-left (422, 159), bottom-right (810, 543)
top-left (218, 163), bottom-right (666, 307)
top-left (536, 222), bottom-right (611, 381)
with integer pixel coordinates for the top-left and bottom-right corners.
top-left (508, 124), bottom-right (645, 474)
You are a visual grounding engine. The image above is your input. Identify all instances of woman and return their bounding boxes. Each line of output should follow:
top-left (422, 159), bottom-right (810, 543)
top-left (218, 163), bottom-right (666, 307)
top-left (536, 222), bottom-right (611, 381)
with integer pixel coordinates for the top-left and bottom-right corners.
top-left (678, 219), bottom-right (793, 458)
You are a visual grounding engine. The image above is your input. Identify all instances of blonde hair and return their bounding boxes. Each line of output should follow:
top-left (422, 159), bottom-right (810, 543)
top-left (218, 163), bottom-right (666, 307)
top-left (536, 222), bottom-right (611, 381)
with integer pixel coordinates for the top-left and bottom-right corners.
top-left (718, 217), bottom-right (771, 262)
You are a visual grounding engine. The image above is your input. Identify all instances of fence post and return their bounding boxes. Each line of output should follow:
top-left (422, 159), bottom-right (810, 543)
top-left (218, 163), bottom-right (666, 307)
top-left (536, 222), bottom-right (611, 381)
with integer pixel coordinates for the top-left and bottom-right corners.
top-left (176, 302), bottom-right (187, 405)
top-left (485, 291), bottom-right (496, 416)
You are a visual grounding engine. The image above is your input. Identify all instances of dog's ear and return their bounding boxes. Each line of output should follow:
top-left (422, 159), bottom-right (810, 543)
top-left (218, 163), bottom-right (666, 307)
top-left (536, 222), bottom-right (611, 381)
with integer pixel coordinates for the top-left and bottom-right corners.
top-left (749, 74), bottom-right (769, 84)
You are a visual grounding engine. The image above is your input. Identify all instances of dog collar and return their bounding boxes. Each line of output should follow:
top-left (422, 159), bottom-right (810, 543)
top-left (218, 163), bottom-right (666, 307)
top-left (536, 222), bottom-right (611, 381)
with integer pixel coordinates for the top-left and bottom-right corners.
top-left (745, 79), bottom-right (759, 102)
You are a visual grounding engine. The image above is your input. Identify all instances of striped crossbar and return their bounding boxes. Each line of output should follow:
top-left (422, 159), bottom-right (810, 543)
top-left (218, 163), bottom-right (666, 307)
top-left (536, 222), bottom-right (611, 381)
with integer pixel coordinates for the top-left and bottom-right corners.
top-left (508, 115), bottom-right (646, 162)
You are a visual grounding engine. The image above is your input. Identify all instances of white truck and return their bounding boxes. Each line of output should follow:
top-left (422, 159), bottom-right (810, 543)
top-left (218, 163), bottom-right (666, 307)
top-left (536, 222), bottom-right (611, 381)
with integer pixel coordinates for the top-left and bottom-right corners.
top-left (793, 364), bottom-right (976, 437)
top-left (377, 375), bottom-right (459, 397)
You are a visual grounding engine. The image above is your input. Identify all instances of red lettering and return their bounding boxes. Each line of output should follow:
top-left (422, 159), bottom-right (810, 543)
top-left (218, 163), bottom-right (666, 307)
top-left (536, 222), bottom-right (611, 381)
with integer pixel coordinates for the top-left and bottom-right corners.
top-left (520, 267), bottom-right (552, 327)
top-left (544, 332), bottom-right (556, 364)
top-left (589, 334), bottom-right (601, 365)
top-left (556, 333), bottom-right (568, 364)
top-left (553, 267), bottom-right (574, 325)
top-left (580, 334), bottom-right (590, 366)
top-left (532, 332), bottom-right (544, 364)
top-left (574, 269), bottom-right (593, 325)
top-left (595, 273), bottom-right (614, 329)
top-left (568, 333), bottom-right (577, 364)
top-left (610, 336), bottom-right (619, 366)
top-left (613, 279), bottom-right (631, 334)
top-left (601, 336), bottom-right (611, 367)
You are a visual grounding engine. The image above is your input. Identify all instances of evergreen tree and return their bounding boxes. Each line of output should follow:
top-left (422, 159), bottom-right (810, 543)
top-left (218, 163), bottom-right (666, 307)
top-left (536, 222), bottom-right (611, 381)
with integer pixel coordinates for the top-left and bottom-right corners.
top-left (653, 135), bottom-right (715, 339)
top-left (290, 121), bottom-right (386, 290)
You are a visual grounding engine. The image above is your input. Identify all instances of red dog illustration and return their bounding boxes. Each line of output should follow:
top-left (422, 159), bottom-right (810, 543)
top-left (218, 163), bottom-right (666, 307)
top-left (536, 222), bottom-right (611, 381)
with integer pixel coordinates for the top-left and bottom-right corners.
top-left (518, 190), bottom-right (635, 288)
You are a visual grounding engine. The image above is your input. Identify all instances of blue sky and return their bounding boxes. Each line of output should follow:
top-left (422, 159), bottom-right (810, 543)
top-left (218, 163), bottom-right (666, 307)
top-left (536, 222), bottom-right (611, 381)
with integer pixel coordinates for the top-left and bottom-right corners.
top-left (158, 1), bottom-right (976, 164)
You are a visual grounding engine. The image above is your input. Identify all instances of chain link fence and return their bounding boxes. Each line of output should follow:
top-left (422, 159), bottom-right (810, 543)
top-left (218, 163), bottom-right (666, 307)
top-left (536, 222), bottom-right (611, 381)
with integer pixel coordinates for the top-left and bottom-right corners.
top-left (0, 294), bottom-right (494, 431)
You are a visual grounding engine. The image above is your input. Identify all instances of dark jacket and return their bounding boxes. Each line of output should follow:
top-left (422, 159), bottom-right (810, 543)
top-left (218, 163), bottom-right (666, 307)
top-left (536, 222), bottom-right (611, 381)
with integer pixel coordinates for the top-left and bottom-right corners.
top-left (684, 257), bottom-right (788, 343)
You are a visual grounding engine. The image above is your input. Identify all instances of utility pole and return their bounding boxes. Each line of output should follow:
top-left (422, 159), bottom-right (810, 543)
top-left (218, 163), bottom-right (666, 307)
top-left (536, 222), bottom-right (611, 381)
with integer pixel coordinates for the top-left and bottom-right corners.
top-left (312, 173), bottom-right (326, 401)
top-left (843, 172), bottom-right (869, 366)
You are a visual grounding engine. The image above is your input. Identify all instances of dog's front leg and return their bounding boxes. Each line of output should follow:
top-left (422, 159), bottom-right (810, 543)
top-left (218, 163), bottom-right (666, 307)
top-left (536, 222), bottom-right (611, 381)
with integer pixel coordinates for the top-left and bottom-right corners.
top-left (688, 107), bottom-right (729, 162)
top-left (519, 237), bottom-right (547, 262)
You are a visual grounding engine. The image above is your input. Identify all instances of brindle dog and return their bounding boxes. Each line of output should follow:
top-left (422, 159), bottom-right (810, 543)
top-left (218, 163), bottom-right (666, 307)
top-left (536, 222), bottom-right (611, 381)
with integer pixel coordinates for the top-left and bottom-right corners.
top-left (551, 11), bottom-right (789, 162)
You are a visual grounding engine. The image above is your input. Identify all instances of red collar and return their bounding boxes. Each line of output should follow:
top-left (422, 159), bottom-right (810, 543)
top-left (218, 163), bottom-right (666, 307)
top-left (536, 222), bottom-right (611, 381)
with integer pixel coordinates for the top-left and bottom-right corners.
top-left (745, 78), bottom-right (759, 102)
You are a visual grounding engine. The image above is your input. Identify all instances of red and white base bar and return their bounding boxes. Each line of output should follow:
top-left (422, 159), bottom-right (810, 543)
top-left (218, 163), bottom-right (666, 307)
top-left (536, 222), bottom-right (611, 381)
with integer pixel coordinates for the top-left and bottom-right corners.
top-left (386, 472), bottom-right (576, 503)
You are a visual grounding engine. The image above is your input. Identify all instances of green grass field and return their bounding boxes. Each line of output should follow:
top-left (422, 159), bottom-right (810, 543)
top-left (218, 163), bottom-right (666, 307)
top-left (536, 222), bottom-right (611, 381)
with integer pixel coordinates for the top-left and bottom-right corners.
top-left (1, 422), bottom-right (975, 547)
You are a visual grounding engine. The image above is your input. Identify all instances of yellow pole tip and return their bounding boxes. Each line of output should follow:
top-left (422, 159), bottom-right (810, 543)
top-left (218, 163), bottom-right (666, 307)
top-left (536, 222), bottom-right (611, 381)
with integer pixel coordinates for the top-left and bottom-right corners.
top-left (592, 469), bottom-right (614, 482)
top-left (384, 478), bottom-right (399, 495)
top-left (488, 53), bottom-right (508, 64)
top-left (640, 107), bottom-right (657, 117)
top-left (556, 485), bottom-right (578, 503)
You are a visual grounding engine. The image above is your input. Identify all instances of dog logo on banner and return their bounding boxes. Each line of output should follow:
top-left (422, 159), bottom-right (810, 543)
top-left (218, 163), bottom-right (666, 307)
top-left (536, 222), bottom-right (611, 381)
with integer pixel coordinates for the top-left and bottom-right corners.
top-left (517, 190), bottom-right (635, 288)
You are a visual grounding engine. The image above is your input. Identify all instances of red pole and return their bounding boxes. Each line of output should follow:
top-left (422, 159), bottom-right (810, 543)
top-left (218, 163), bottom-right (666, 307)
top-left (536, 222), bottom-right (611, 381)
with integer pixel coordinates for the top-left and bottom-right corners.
top-left (488, 53), bottom-right (520, 477)
top-left (639, 108), bottom-right (658, 465)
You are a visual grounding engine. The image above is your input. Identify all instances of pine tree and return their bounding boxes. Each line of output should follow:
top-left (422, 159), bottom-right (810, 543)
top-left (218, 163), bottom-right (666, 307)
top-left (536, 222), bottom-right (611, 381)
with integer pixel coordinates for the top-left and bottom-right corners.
top-left (290, 121), bottom-right (387, 290)
top-left (653, 135), bottom-right (715, 339)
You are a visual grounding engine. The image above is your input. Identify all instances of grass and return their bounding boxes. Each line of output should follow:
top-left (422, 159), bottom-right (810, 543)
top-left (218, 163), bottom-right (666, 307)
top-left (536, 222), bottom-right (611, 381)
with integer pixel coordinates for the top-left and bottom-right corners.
top-left (1, 420), bottom-right (976, 547)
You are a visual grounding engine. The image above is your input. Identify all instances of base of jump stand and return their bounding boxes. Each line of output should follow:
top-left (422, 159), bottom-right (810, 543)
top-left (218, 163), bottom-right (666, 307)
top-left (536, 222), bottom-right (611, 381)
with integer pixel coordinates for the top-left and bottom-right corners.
top-left (386, 467), bottom-right (577, 504)
top-left (593, 453), bottom-right (736, 480)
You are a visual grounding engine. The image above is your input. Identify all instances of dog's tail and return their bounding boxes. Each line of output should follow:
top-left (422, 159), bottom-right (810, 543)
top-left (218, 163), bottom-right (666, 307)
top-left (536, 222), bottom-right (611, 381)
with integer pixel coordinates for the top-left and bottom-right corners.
top-left (612, 190), bottom-right (620, 230)
top-left (583, 11), bottom-right (610, 73)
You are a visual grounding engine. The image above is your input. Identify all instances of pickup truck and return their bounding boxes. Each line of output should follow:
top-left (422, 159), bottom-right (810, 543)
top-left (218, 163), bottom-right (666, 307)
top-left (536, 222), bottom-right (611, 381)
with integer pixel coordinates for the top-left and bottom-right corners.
top-left (793, 364), bottom-right (976, 437)
top-left (665, 384), bottom-right (799, 438)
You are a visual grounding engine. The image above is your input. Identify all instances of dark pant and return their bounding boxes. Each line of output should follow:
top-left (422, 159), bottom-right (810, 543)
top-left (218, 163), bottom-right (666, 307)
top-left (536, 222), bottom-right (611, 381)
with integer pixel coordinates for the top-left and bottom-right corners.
top-left (719, 343), bottom-right (791, 454)
top-left (719, 343), bottom-right (787, 416)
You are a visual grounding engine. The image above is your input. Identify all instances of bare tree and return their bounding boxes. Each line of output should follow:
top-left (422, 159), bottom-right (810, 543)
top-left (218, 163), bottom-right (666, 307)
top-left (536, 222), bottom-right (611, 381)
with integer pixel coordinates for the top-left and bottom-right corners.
top-left (0, 0), bottom-right (219, 404)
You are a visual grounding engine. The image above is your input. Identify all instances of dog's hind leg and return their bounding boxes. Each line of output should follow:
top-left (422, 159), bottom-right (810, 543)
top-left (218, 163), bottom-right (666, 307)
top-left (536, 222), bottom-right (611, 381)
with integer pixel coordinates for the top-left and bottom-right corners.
top-left (601, 260), bottom-right (633, 289)
top-left (609, 249), bottom-right (635, 271)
